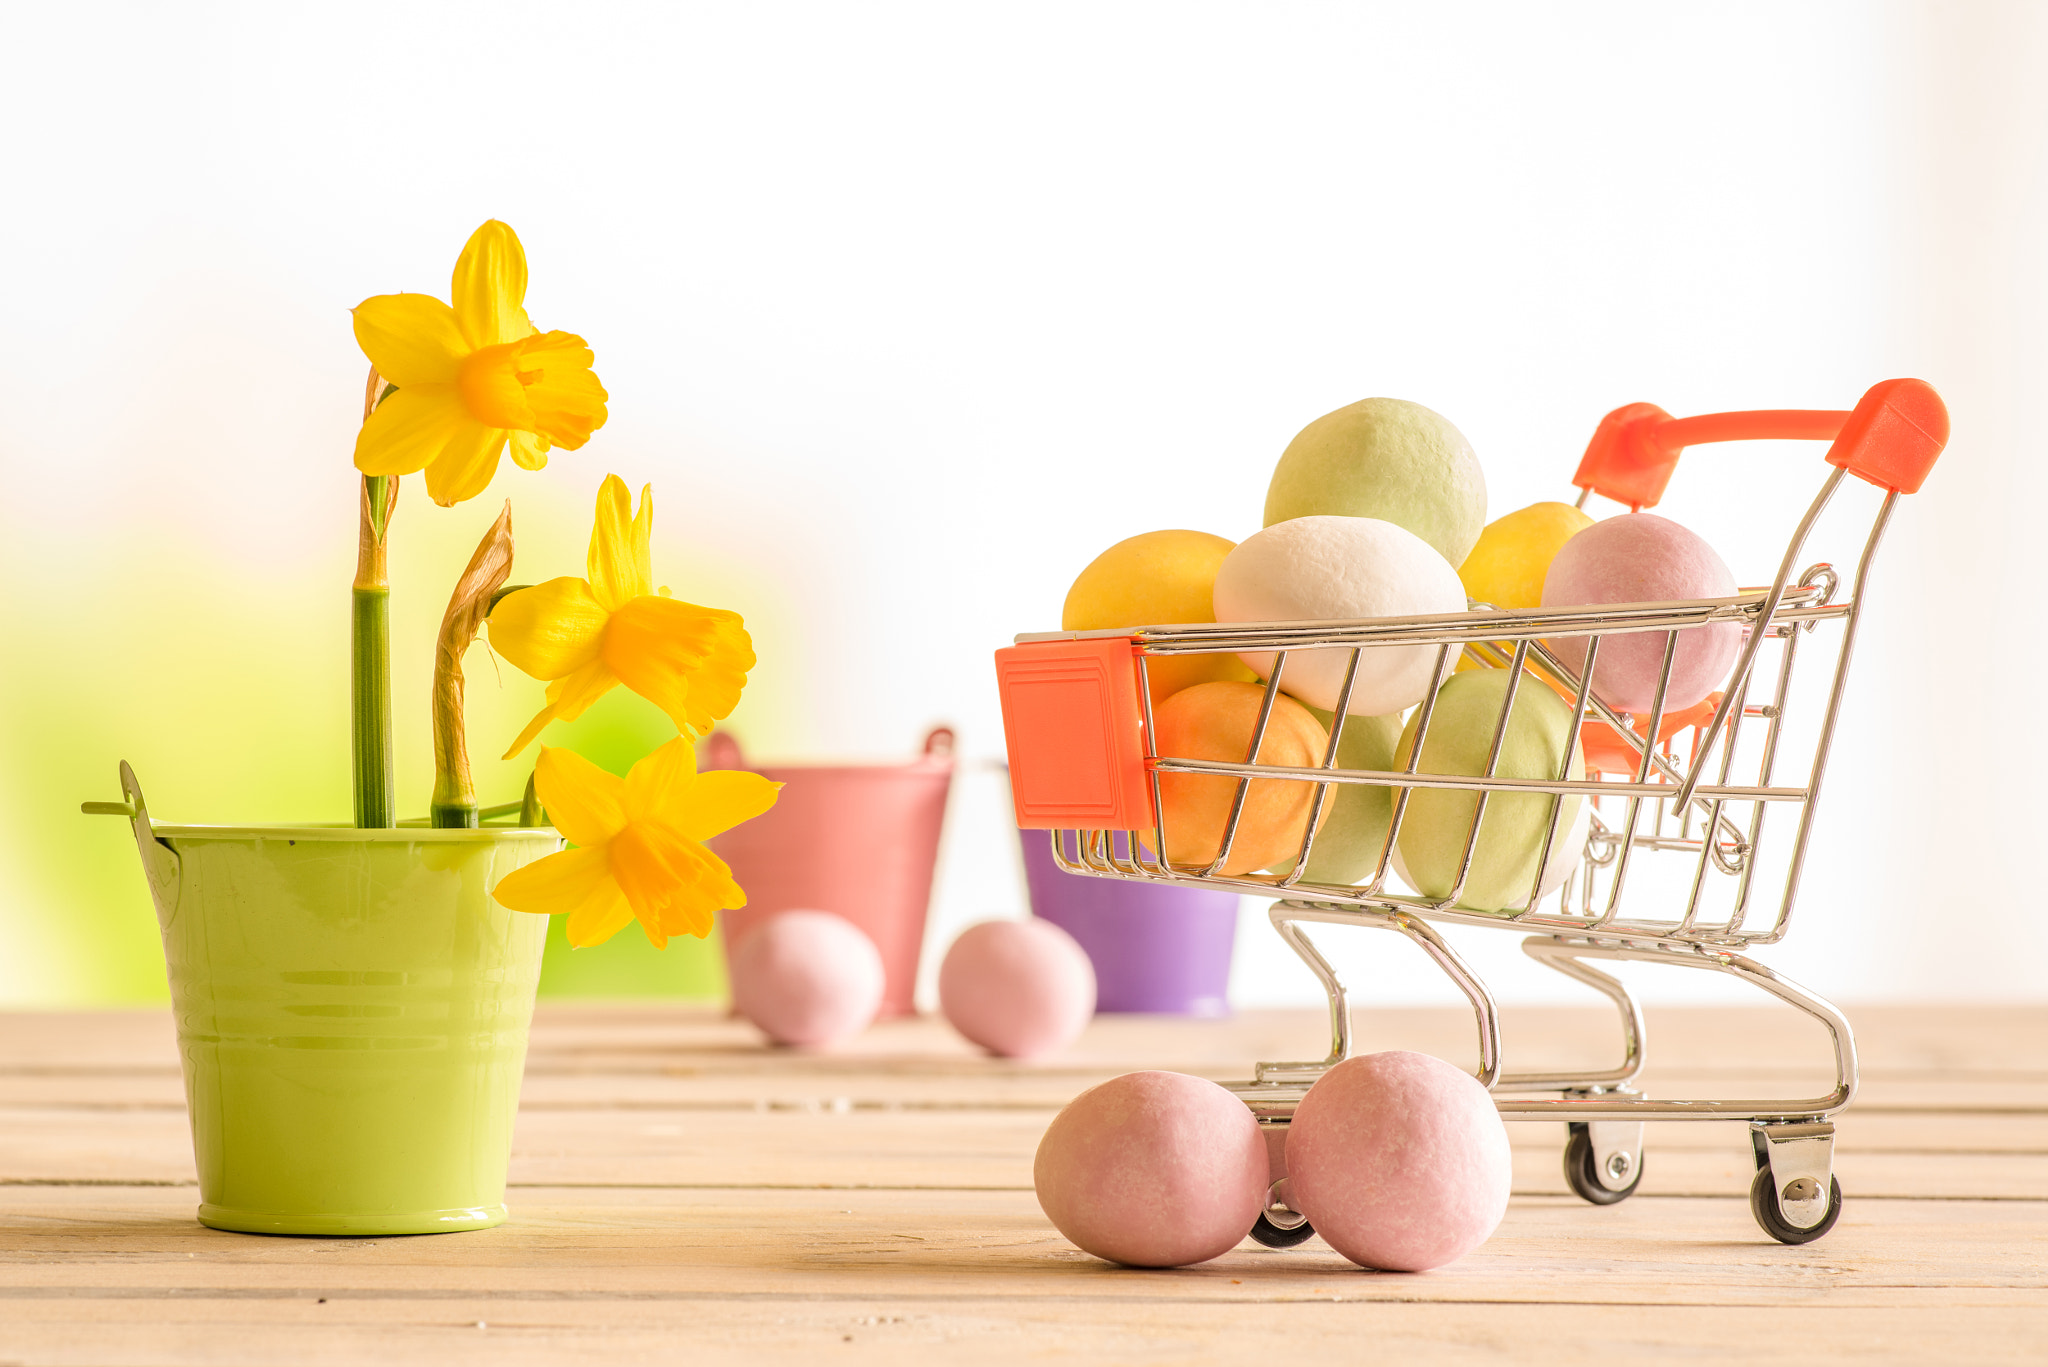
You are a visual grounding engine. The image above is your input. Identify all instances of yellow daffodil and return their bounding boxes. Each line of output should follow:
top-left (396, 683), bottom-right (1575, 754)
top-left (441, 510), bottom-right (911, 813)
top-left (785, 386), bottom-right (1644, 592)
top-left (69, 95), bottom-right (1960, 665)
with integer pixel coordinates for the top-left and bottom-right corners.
top-left (492, 739), bottom-right (780, 948)
top-left (352, 220), bottom-right (608, 507)
top-left (489, 474), bottom-right (755, 757)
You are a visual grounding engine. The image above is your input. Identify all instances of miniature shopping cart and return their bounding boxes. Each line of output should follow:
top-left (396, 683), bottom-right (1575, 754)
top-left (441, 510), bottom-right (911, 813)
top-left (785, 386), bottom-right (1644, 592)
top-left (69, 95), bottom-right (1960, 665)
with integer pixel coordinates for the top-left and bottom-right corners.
top-left (994, 379), bottom-right (1948, 1246)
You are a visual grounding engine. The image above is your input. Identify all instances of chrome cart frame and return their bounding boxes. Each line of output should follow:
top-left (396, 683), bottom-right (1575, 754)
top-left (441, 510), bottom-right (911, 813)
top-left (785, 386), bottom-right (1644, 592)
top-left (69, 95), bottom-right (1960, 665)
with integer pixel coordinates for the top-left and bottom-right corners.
top-left (994, 380), bottom-right (1947, 1244)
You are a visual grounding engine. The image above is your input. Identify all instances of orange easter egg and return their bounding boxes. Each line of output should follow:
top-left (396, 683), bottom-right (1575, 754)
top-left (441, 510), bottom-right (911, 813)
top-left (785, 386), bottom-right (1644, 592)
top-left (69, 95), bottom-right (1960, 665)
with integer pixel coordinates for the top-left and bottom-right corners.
top-left (1150, 681), bottom-right (1330, 876)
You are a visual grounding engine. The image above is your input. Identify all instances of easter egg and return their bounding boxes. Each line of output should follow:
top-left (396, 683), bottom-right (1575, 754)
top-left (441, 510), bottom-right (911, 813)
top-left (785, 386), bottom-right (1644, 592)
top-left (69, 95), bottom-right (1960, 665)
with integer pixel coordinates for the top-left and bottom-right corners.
top-left (1268, 707), bottom-right (1404, 886)
top-left (1394, 669), bottom-right (1586, 913)
top-left (728, 910), bottom-right (885, 1049)
top-left (1034, 1071), bottom-right (1268, 1267)
top-left (1286, 1051), bottom-right (1512, 1272)
top-left (1454, 502), bottom-right (1596, 678)
top-left (1459, 501), bottom-right (1595, 610)
top-left (1213, 516), bottom-right (1468, 717)
top-left (1063, 529), bottom-right (1258, 702)
top-left (1150, 681), bottom-right (1331, 876)
top-left (1391, 787), bottom-right (1589, 903)
top-left (1263, 397), bottom-right (1488, 565)
top-left (939, 919), bottom-right (1097, 1059)
top-left (1541, 513), bottom-right (1740, 713)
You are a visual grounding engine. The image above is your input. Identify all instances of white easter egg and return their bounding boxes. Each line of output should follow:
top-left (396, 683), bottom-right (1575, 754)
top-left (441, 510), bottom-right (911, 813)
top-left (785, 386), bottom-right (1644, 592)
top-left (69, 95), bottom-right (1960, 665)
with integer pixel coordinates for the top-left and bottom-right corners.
top-left (1212, 516), bottom-right (1468, 716)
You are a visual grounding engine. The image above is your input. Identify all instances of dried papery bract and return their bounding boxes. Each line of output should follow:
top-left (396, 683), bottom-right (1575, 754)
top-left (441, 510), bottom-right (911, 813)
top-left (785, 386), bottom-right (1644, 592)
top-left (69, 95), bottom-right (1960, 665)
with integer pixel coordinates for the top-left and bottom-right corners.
top-left (430, 503), bottom-right (515, 828)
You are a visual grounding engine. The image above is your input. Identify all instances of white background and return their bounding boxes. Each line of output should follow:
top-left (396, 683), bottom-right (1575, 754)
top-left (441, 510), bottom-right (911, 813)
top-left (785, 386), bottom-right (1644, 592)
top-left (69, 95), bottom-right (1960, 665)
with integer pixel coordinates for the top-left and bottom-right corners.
top-left (0, 2), bottom-right (2040, 1008)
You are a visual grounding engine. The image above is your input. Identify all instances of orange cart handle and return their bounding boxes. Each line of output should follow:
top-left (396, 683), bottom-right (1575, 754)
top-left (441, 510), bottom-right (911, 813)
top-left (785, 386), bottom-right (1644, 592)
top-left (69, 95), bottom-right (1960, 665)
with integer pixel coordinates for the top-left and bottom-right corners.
top-left (1573, 378), bottom-right (1948, 510)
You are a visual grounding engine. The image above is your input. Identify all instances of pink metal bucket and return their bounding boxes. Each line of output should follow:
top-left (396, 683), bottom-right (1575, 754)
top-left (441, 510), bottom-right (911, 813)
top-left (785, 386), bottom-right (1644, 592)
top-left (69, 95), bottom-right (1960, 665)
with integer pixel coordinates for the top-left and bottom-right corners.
top-left (704, 728), bottom-right (955, 1019)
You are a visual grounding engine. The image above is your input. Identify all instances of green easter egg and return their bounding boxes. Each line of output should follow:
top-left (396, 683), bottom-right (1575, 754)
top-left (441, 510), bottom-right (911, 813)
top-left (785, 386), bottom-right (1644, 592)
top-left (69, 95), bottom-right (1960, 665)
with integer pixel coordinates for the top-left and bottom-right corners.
top-left (1394, 669), bottom-right (1583, 913)
top-left (1263, 397), bottom-right (1488, 566)
top-left (1270, 707), bottom-right (1405, 885)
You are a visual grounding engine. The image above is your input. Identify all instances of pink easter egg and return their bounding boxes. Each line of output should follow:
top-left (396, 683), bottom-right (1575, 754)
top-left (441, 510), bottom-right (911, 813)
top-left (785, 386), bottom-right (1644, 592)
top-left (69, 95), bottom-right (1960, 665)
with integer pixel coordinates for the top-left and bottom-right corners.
top-left (939, 919), bottom-right (1097, 1060)
top-left (1286, 1051), bottom-right (1511, 1272)
top-left (728, 910), bottom-right (885, 1049)
top-left (1034, 1071), bottom-right (1267, 1267)
top-left (1541, 512), bottom-right (1740, 713)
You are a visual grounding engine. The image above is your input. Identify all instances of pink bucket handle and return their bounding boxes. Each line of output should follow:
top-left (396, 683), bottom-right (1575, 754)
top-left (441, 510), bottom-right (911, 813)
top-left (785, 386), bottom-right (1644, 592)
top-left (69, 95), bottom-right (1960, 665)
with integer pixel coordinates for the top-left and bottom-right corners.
top-left (702, 730), bottom-right (745, 771)
top-left (706, 727), bottom-right (954, 768)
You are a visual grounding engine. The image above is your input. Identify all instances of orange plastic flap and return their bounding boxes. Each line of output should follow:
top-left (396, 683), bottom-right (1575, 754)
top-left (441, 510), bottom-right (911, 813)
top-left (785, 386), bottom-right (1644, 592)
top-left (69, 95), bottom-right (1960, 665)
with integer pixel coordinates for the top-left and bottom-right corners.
top-left (1825, 378), bottom-right (1948, 494)
top-left (994, 638), bottom-right (1156, 831)
top-left (1572, 402), bottom-right (1678, 511)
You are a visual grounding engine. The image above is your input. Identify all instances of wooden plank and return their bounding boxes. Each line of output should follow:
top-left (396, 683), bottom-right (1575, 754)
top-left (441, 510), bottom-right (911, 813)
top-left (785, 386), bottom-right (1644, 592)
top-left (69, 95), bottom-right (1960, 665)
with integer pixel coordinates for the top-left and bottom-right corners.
top-left (8, 1065), bottom-right (2045, 1116)
top-left (6, 1102), bottom-right (2048, 1201)
top-left (3, 1184), bottom-right (2047, 1300)
top-left (7, 1005), bottom-right (2046, 1116)
top-left (0, 1187), bottom-right (2045, 1366)
top-left (8, 1005), bottom-right (2046, 1078)
top-left (0, 1296), bottom-right (2041, 1367)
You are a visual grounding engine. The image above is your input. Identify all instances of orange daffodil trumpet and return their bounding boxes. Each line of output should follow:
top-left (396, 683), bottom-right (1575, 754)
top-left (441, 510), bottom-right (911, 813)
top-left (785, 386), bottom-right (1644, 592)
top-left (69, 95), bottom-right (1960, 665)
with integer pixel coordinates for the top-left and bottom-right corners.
top-left (491, 740), bottom-right (780, 948)
top-left (352, 220), bottom-right (609, 507)
top-left (488, 475), bottom-right (755, 757)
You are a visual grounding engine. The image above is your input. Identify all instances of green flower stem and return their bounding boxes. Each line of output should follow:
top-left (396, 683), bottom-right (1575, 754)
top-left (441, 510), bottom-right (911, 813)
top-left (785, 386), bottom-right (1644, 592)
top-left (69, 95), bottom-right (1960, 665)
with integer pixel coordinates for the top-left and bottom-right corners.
top-left (352, 472), bottom-right (397, 829)
top-left (351, 586), bottom-right (393, 827)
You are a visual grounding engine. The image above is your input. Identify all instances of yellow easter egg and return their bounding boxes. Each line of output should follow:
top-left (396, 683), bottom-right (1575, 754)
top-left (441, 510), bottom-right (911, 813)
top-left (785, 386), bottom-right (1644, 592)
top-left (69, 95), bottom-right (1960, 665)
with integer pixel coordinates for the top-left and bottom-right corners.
top-left (1455, 501), bottom-right (1595, 676)
top-left (1062, 530), bottom-right (1257, 701)
top-left (1459, 501), bottom-right (1595, 611)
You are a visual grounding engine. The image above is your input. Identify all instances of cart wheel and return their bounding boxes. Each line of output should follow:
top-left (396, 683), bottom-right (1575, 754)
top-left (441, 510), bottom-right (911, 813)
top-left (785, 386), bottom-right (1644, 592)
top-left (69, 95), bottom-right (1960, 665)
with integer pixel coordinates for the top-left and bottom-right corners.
top-left (1750, 1168), bottom-right (1842, 1245)
top-left (1248, 1211), bottom-right (1316, 1248)
top-left (1563, 1122), bottom-right (1643, 1205)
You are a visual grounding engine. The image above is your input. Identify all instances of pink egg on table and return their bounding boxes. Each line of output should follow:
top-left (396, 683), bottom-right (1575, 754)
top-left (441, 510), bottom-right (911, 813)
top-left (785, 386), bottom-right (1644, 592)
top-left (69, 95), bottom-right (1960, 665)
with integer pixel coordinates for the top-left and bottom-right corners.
top-left (1541, 512), bottom-right (1741, 713)
top-left (728, 910), bottom-right (885, 1049)
top-left (1034, 1071), bottom-right (1267, 1267)
top-left (939, 919), bottom-right (1097, 1060)
top-left (1286, 1051), bottom-right (1511, 1272)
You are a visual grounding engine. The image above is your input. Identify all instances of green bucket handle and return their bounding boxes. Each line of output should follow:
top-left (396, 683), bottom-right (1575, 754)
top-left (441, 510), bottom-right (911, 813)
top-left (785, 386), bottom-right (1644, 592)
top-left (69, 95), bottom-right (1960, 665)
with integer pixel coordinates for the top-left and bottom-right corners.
top-left (82, 762), bottom-right (181, 923)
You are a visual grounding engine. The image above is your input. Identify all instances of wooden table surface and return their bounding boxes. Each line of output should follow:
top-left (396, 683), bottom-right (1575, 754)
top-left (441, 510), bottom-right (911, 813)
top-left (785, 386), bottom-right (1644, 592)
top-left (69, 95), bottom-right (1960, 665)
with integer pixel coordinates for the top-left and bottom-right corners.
top-left (2, 1002), bottom-right (2044, 1364)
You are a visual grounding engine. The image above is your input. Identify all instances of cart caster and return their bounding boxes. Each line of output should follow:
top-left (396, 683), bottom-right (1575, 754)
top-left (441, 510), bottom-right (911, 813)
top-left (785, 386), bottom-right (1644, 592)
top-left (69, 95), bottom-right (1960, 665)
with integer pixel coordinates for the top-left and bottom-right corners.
top-left (1248, 1210), bottom-right (1315, 1248)
top-left (1750, 1169), bottom-right (1842, 1244)
top-left (1749, 1121), bottom-right (1841, 1244)
top-left (1248, 1177), bottom-right (1315, 1248)
top-left (1563, 1121), bottom-right (1643, 1206)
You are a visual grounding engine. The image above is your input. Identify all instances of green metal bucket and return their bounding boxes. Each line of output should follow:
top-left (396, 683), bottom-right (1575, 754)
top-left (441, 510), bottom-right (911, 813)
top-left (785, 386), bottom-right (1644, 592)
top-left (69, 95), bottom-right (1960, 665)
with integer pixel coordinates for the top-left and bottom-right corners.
top-left (110, 765), bottom-right (558, 1236)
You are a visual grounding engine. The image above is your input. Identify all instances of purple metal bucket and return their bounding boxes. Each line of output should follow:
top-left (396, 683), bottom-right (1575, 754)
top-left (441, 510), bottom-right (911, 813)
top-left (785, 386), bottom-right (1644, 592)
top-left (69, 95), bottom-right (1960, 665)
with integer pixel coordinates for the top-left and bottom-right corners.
top-left (1017, 831), bottom-right (1238, 1017)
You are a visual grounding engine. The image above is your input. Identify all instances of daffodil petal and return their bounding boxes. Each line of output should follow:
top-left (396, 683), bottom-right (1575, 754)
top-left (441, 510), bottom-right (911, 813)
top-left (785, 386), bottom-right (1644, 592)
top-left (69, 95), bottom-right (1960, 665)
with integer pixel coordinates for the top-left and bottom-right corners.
top-left (353, 384), bottom-right (471, 477)
top-left (489, 577), bottom-right (610, 681)
top-left (502, 658), bottom-right (618, 759)
top-left (423, 424), bottom-right (509, 507)
top-left (533, 746), bottom-right (629, 847)
top-left (587, 476), bottom-right (652, 611)
top-left (451, 220), bottom-right (535, 351)
top-left (610, 822), bottom-right (741, 946)
top-left (621, 735), bottom-right (698, 817)
top-left (351, 294), bottom-right (466, 386)
top-left (490, 843), bottom-right (612, 916)
top-left (676, 770), bottom-right (783, 843)
top-left (509, 430), bottom-right (550, 471)
top-left (602, 596), bottom-right (755, 736)
top-left (517, 331), bottom-right (608, 449)
top-left (657, 898), bottom-right (721, 942)
top-left (566, 883), bottom-right (635, 948)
